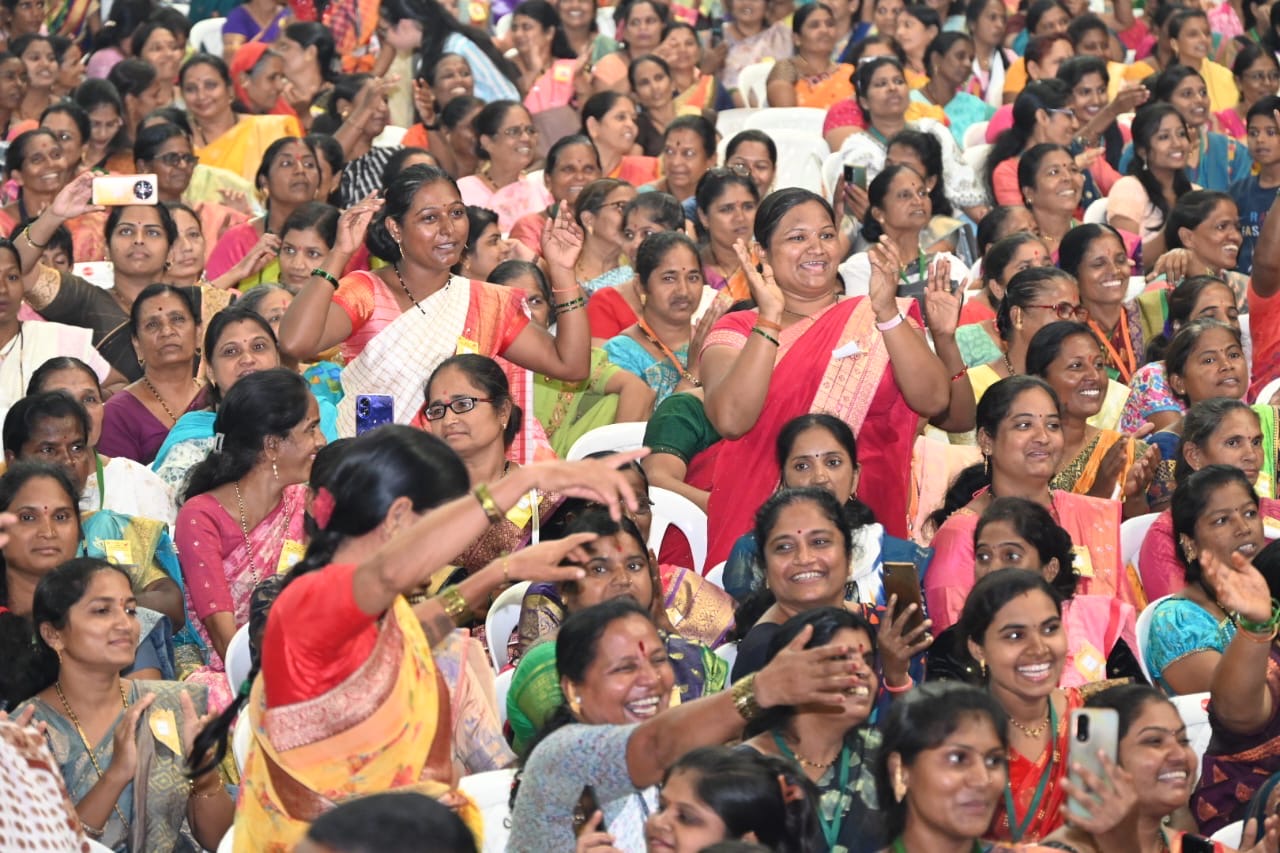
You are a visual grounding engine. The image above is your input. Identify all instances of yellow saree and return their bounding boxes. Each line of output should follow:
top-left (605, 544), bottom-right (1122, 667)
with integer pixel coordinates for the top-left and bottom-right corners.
top-left (194, 115), bottom-right (304, 185)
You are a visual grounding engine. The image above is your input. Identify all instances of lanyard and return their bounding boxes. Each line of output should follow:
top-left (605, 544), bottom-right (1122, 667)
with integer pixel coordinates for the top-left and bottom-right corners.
top-left (636, 315), bottom-right (697, 385)
top-left (94, 451), bottom-right (106, 508)
top-left (899, 250), bottom-right (927, 287)
top-left (772, 732), bottom-right (851, 848)
top-left (1001, 699), bottom-right (1058, 842)
top-left (1088, 309), bottom-right (1136, 383)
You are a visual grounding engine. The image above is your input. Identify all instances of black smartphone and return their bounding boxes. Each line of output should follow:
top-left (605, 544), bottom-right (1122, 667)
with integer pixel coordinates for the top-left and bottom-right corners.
top-left (573, 785), bottom-right (606, 834)
top-left (710, 21), bottom-right (724, 46)
top-left (354, 394), bottom-right (394, 435)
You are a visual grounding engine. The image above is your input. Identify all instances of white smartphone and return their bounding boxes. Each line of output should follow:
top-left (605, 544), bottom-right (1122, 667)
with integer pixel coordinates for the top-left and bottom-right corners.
top-left (92, 174), bottom-right (159, 206)
top-left (1066, 708), bottom-right (1119, 821)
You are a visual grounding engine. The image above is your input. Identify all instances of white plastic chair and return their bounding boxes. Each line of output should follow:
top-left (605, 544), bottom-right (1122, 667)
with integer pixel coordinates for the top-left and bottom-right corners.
top-left (1134, 593), bottom-right (1172, 683)
top-left (458, 768), bottom-right (517, 853)
top-left (737, 60), bottom-right (774, 108)
top-left (1172, 691), bottom-right (1212, 780)
top-left (962, 143), bottom-right (992, 176)
top-left (1257, 375), bottom-right (1280, 407)
top-left (716, 108), bottom-right (757, 145)
top-left (649, 487), bottom-right (708, 575)
top-left (494, 667), bottom-right (514, 728)
top-left (189, 17), bottom-right (225, 55)
top-left (87, 841), bottom-right (115, 853)
top-left (1120, 511), bottom-right (1161, 582)
top-left (715, 641), bottom-right (739, 672)
top-left (1084, 197), bottom-right (1109, 224)
top-left (216, 826), bottom-right (234, 853)
top-left (743, 106), bottom-right (827, 138)
top-left (963, 120), bottom-right (989, 148)
top-left (754, 128), bottom-right (828, 195)
top-left (485, 580), bottom-right (531, 671)
top-left (1210, 821), bottom-right (1244, 848)
top-left (704, 561), bottom-right (726, 589)
top-left (232, 710), bottom-right (252, 773)
top-left (224, 623), bottom-right (251, 697)
top-left (565, 421), bottom-right (648, 460)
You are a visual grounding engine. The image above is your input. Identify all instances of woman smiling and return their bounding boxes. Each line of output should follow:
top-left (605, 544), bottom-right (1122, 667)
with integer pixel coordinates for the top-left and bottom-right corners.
top-left (458, 100), bottom-right (552, 234)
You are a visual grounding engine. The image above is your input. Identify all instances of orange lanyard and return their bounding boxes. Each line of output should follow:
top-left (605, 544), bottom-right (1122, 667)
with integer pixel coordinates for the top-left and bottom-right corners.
top-left (636, 316), bottom-right (697, 384)
top-left (1089, 309), bottom-right (1136, 383)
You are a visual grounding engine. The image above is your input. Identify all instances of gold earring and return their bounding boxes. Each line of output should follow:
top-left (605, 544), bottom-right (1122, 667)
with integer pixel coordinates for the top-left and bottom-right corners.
top-left (893, 769), bottom-right (907, 802)
top-left (978, 659), bottom-right (987, 678)
top-left (272, 458), bottom-right (279, 480)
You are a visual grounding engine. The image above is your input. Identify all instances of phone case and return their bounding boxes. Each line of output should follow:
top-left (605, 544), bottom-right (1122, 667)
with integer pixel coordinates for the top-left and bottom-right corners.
top-left (1067, 708), bottom-right (1119, 821)
top-left (354, 394), bottom-right (394, 435)
top-left (882, 561), bottom-right (925, 633)
top-left (91, 175), bottom-right (159, 206)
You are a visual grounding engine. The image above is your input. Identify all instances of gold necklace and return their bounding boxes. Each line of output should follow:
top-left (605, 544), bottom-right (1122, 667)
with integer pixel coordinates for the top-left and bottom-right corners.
top-left (1009, 706), bottom-right (1051, 739)
top-left (779, 733), bottom-right (839, 769)
top-left (233, 481), bottom-right (262, 586)
top-left (782, 294), bottom-right (839, 321)
top-left (141, 375), bottom-right (191, 424)
top-left (55, 680), bottom-right (132, 834)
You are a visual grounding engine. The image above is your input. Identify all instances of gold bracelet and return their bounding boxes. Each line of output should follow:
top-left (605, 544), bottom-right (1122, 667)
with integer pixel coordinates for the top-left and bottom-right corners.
top-left (82, 821), bottom-right (105, 839)
top-left (440, 585), bottom-right (471, 625)
top-left (473, 483), bottom-right (503, 524)
top-left (731, 674), bottom-right (761, 722)
top-left (22, 226), bottom-right (48, 251)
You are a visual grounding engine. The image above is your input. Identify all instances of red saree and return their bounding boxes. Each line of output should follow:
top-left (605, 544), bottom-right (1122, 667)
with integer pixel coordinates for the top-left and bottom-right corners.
top-left (988, 687), bottom-right (1082, 843)
top-left (702, 297), bottom-right (919, 567)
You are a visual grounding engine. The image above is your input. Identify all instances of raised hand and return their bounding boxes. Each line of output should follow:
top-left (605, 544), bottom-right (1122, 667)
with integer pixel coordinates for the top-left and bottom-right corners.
top-left (526, 449), bottom-right (649, 520)
top-left (412, 79), bottom-right (437, 125)
top-left (178, 688), bottom-right (217, 761)
top-left (878, 595), bottom-right (932, 686)
top-left (732, 238), bottom-right (784, 319)
top-left (867, 237), bottom-right (904, 321)
top-left (753, 625), bottom-right (861, 708)
top-left (922, 258), bottom-right (961, 337)
top-left (541, 203), bottom-right (585, 273)
top-left (492, 532), bottom-right (599, 586)
top-left (49, 171), bottom-right (104, 221)
top-left (1146, 248), bottom-right (1194, 283)
top-left (1061, 750), bottom-right (1139, 837)
top-left (1120, 442), bottom-right (1160, 502)
top-left (216, 188), bottom-right (253, 216)
top-left (105, 692), bottom-right (157, 784)
top-left (224, 232), bottom-right (281, 286)
top-left (1201, 550), bottom-right (1273, 624)
top-left (334, 193), bottom-right (384, 258)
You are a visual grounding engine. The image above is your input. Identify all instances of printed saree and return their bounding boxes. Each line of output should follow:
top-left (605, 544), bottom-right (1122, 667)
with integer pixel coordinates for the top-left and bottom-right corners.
top-left (988, 688), bottom-right (1083, 842)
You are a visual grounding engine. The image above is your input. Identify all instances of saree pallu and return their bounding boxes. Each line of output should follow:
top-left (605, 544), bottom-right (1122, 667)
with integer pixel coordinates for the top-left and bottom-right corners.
top-left (1049, 430), bottom-right (1134, 495)
top-left (535, 347), bottom-right (623, 458)
top-left (795, 64), bottom-right (856, 109)
top-left (988, 688), bottom-right (1082, 842)
top-left (674, 74), bottom-right (718, 112)
top-left (452, 490), bottom-right (563, 576)
top-left (235, 599), bottom-right (480, 852)
top-left (1193, 648), bottom-right (1280, 836)
top-left (660, 565), bottom-right (736, 647)
top-left (703, 297), bottom-right (918, 567)
top-left (194, 115), bottom-right (304, 185)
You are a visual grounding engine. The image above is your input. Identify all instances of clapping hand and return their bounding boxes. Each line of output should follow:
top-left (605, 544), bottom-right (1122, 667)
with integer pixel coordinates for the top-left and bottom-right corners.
top-left (732, 239), bottom-right (785, 319)
top-left (922, 258), bottom-right (961, 338)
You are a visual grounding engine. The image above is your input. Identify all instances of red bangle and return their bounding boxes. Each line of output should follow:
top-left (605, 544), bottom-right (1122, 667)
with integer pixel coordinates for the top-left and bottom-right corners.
top-left (883, 678), bottom-right (913, 694)
top-left (755, 317), bottom-right (782, 332)
top-left (950, 368), bottom-right (968, 382)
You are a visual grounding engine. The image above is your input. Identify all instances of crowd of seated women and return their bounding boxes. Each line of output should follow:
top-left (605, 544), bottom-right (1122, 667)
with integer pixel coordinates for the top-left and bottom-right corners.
top-left (6, 0), bottom-right (1280, 849)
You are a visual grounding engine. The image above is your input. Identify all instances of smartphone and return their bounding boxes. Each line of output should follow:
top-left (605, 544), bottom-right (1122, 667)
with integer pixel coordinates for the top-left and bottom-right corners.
top-left (842, 164), bottom-right (867, 190)
top-left (882, 561), bottom-right (925, 634)
top-left (1181, 837), bottom-right (1216, 853)
top-left (92, 174), bottom-right (159, 206)
top-left (710, 21), bottom-right (724, 46)
top-left (573, 785), bottom-right (606, 834)
top-left (354, 394), bottom-right (394, 435)
top-left (1067, 708), bottom-right (1119, 821)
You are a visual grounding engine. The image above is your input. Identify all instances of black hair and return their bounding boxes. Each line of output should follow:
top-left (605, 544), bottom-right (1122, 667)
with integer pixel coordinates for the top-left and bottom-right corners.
top-left (1025, 320), bottom-right (1101, 378)
top-left (1065, 12), bottom-right (1109, 47)
top-left (472, 100), bottom-right (529, 161)
top-left (143, 104), bottom-right (191, 134)
top-left (635, 230), bottom-right (699, 290)
top-left (191, 426), bottom-right (470, 775)
top-left (875, 682), bottom-right (1010, 841)
top-left (1248, 93), bottom-right (1280, 125)
top-left (581, 91), bottom-right (635, 135)
top-left (629, 52), bottom-right (674, 97)
top-left (793, 1), bottom-right (836, 35)
top-left (985, 79), bottom-right (1071, 194)
top-left (1164, 189), bottom-right (1236, 252)
top-left (1167, 7), bottom-right (1209, 42)
top-left (424, 353), bottom-right (521, 447)
top-left (106, 201), bottom-right (177, 248)
top-left (1126, 103), bottom-right (1193, 226)
top-left (993, 266), bottom-right (1076, 342)
top-left (127, 282), bottom-right (193, 337)
top-left (107, 57), bottom-right (158, 109)
top-left (3, 390), bottom-right (89, 457)
top-left (93, 0), bottom-right (149, 52)
top-left (1086, 683), bottom-right (1174, 741)
top-left (27, 357), bottom-right (101, 397)
top-left (281, 22), bottom-right (337, 84)
top-left (775, 412), bottom-right (876, 528)
top-left (693, 167), bottom-right (757, 242)
top-left (280, 201), bottom-right (340, 250)
top-left (304, 792), bottom-right (478, 853)
top-left (663, 113), bottom-right (716, 159)
top-left (456, 205), bottom-right (501, 274)
top-left (951, 376), bottom-right (1061, 498)
top-left (545, 134), bottom-right (600, 176)
top-left (1146, 275), bottom-right (1234, 363)
top-left (1164, 318), bottom-right (1243, 405)
top-left (40, 100), bottom-right (90, 147)
top-left (886, 129), bottom-right (952, 217)
top-left (556, 508), bottom-right (653, 604)
top-left (179, 52), bottom-right (232, 92)
top-left (236, 283), bottom-right (289, 317)
top-left (1057, 222), bottom-right (1126, 281)
top-left (573, 177), bottom-right (631, 230)
top-left (614, 0), bottom-right (669, 49)
top-left (623, 191), bottom-right (685, 232)
top-left (1018, 143), bottom-right (1074, 211)
top-left (959, 567), bottom-right (1064, 651)
top-left (132, 119), bottom-right (187, 163)
top-left (1175, 398), bottom-right (1258, 484)
top-left (976, 205), bottom-right (1035, 255)
top-left (5, 128), bottom-right (57, 182)
top-left (754, 188), bottom-right (834, 250)
top-left (489, 259), bottom-right (552, 304)
top-left (200, 305), bottom-right (279, 408)
top-left (73, 78), bottom-right (130, 160)
top-left (381, 148), bottom-right (436, 188)
top-left (1026, 0), bottom-right (1069, 33)
top-left (974, 496), bottom-right (1078, 598)
top-left (253, 135), bottom-right (316, 197)
top-left (129, 20), bottom-right (182, 58)
top-left (304, 133), bottom-right (344, 206)
top-left (663, 747), bottom-right (826, 853)
top-left (395, 0), bottom-right (520, 86)
top-left (440, 94), bottom-right (484, 133)
top-left (1056, 55), bottom-right (1125, 163)
top-left (982, 231), bottom-right (1046, 292)
top-left (848, 32), bottom-right (908, 66)
top-left (366, 164), bottom-right (462, 262)
top-left (1172, 464), bottom-right (1259, 584)
top-left (862, 163), bottom-right (925, 244)
top-left (725, 129), bottom-right (778, 164)
top-left (854, 56), bottom-right (905, 115)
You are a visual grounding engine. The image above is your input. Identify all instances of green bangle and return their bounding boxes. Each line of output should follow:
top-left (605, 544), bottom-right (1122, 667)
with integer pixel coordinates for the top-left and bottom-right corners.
top-left (311, 268), bottom-right (341, 289)
top-left (1235, 600), bottom-right (1280, 634)
top-left (751, 326), bottom-right (780, 346)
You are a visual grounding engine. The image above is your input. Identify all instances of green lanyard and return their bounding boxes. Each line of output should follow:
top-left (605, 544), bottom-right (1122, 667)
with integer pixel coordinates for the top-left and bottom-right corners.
top-left (899, 250), bottom-right (927, 287)
top-left (772, 732), bottom-right (851, 849)
top-left (892, 838), bottom-right (984, 853)
top-left (94, 452), bottom-right (106, 508)
top-left (1001, 699), bottom-right (1058, 842)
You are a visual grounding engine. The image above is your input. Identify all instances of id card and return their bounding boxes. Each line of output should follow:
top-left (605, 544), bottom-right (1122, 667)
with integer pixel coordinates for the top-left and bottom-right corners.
top-left (101, 539), bottom-right (134, 567)
top-left (1072, 544), bottom-right (1095, 578)
top-left (277, 540), bottom-right (306, 574)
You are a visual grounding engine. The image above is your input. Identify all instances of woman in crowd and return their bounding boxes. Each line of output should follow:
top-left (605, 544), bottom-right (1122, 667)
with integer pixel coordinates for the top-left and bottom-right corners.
top-left (1159, 191), bottom-right (1248, 301)
top-left (966, 0), bottom-right (1016, 107)
top-left (587, 192), bottom-right (685, 341)
top-left (740, 607), bottom-right (885, 853)
top-left (956, 232), bottom-right (1051, 357)
top-left (236, 283), bottom-right (344, 408)
top-left (1139, 397), bottom-right (1278, 600)
top-left (697, 168), bottom-right (760, 302)
top-left (0, 131), bottom-right (75, 248)
top-left (644, 115), bottom-right (715, 205)
top-left (660, 22), bottom-right (732, 112)
top-left (28, 357), bottom-right (173, 523)
top-left (392, 0), bottom-right (519, 105)
top-left (165, 202), bottom-right (273, 293)
top-left (509, 135), bottom-right (602, 255)
top-left (722, 0), bottom-right (793, 95)
top-left (229, 44), bottom-right (289, 116)
top-left (581, 92), bottom-right (660, 185)
top-left (1026, 321), bottom-right (1160, 513)
top-left (454, 206), bottom-right (516, 282)
top-left (632, 54), bottom-right (700, 158)
top-left (509, 593), bottom-right (862, 850)
top-left (491, 260), bottom-right (654, 456)
top-left (205, 427), bottom-right (638, 848)
top-left (591, 0), bottom-right (669, 93)
top-left (700, 188), bottom-right (949, 564)
top-left (179, 54), bottom-right (303, 185)
top-left (271, 203), bottom-right (341, 295)
top-left (509, 0), bottom-right (578, 109)
top-left (1107, 104), bottom-right (1194, 265)
top-left (457, 100), bottom-right (551, 234)
top-left (14, 558), bottom-right (232, 850)
top-left (1058, 55), bottom-right (1136, 174)
top-left (557, 0), bottom-right (616, 62)
top-left (575, 178), bottom-right (639, 299)
top-left (766, 4), bottom-right (853, 109)
top-left (1057, 224), bottom-right (1145, 383)
top-left (1120, 276), bottom-right (1239, 433)
top-left (107, 59), bottom-right (164, 137)
top-left (423, 353), bottom-right (563, 575)
top-left (221, 0), bottom-right (289, 56)
top-left (605, 231), bottom-right (722, 408)
top-left (175, 369), bottom-right (323, 711)
top-left (404, 53), bottom-right (476, 164)
top-left (926, 376), bottom-right (1129, 633)
top-left (1140, 64), bottom-right (1253, 191)
top-left (1218, 42), bottom-right (1279, 140)
top-left (913, 32), bottom-right (994, 146)
top-left (310, 74), bottom-right (397, 209)
top-left (960, 568), bottom-right (1077, 842)
top-left (507, 509), bottom-right (728, 753)
top-left (724, 130), bottom-right (777, 201)
top-left (132, 21), bottom-right (184, 108)
top-left (74, 79), bottom-right (132, 173)
top-left (278, 164), bottom-right (591, 436)
top-left (97, 285), bottom-right (204, 465)
top-left (205, 137), bottom-right (320, 290)
top-left (40, 101), bottom-right (88, 175)
top-left (987, 81), bottom-right (1086, 207)
top-left (1168, 9), bottom-right (1237, 113)
top-left (14, 35), bottom-right (58, 124)
top-left (1145, 464), bottom-right (1263, 695)
top-left (1189, 537), bottom-right (1280, 834)
top-left (274, 22), bottom-right (337, 123)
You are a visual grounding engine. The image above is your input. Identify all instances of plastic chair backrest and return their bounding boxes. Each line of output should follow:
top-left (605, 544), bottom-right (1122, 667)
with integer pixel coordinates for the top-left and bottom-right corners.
top-left (648, 487), bottom-right (709, 575)
top-left (1134, 593), bottom-right (1172, 683)
top-left (485, 581), bottom-right (532, 671)
top-left (224, 623), bottom-right (251, 697)
top-left (458, 768), bottom-right (518, 853)
top-left (565, 421), bottom-right (647, 460)
top-left (189, 17), bottom-right (225, 55)
top-left (738, 61), bottom-right (774, 108)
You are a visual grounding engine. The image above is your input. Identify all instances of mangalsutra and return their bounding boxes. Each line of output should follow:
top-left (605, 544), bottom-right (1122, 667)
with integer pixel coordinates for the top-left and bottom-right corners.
top-left (393, 264), bottom-right (429, 315)
top-left (55, 680), bottom-right (132, 834)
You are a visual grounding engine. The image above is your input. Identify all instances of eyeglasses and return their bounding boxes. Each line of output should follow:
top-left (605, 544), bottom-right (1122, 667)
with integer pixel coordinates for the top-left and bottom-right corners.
top-left (1027, 302), bottom-right (1089, 320)
top-left (501, 124), bottom-right (538, 138)
top-left (596, 199), bottom-right (629, 213)
top-left (1244, 70), bottom-right (1280, 84)
top-left (728, 161), bottom-right (752, 176)
top-left (1048, 107), bottom-right (1076, 120)
top-left (48, 130), bottom-right (76, 143)
top-left (155, 152), bottom-right (198, 167)
top-left (421, 396), bottom-right (495, 421)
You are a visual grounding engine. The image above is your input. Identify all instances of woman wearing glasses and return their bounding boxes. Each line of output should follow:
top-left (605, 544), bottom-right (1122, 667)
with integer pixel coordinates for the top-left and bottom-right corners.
top-left (457, 100), bottom-right (550, 235)
top-left (422, 353), bottom-right (564, 579)
top-left (1217, 42), bottom-right (1280, 141)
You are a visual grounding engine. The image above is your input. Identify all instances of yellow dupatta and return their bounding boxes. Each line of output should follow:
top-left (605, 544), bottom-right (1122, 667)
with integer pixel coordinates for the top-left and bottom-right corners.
top-left (234, 598), bottom-right (481, 852)
top-left (194, 115), bottom-right (304, 185)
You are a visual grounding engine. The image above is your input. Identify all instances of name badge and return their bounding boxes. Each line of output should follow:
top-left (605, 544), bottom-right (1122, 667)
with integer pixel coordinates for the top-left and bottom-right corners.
top-left (1072, 544), bottom-right (1095, 579)
top-left (149, 707), bottom-right (184, 755)
top-left (456, 336), bottom-right (480, 355)
top-left (506, 492), bottom-right (535, 529)
top-left (101, 539), bottom-right (134, 567)
top-left (278, 540), bottom-right (307, 573)
top-left (1073, 642), bottom-right (1107, 682)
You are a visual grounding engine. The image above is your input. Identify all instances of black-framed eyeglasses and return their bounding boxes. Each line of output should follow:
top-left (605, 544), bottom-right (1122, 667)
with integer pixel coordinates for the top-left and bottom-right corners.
top-left (421, 396), bottom-right (495, 421)
top-left (155, 152), bottom-right (199, 167)
top-left (501, 124), bottom-right (538, 138)
top-left (1027, 302), bottom-right (1089, 320)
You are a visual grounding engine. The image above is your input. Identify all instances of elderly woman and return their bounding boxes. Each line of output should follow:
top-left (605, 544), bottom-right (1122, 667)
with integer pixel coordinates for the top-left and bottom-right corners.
top-left (457, 100), bottom-right (552, 234)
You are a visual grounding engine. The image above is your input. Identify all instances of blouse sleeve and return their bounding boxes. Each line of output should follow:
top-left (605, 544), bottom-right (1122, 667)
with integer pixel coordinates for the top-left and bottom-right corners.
top-left (174, 495), bottom-right (233, 620)
top-left (492, 285), bottom-right (531, 354)
top-left (331, 271), bottom-right (377, 335)
top-left (587, 287), bottom-right (636, 340)
top-left (921, 512), bottom-right (977, 635)
top-left (1146, 598), bottom-right (1232, 679)
top-left (992, 158), bottom-right (1021, 206)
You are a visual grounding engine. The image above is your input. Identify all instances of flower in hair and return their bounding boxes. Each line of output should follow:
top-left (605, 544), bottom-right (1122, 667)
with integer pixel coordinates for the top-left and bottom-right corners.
top-left (311, 487), bottom-right (336, 530)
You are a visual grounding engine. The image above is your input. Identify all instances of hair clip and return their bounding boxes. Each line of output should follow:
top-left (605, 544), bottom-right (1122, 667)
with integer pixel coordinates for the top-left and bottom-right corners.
top-left (311, 487), bottom-right (336, 530)
top-left (212, 432), bottom-right (225, 453)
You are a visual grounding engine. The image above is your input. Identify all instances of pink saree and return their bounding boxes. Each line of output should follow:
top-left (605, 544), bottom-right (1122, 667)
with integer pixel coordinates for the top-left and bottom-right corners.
top-left (702, 297), bottom-right (918, 567)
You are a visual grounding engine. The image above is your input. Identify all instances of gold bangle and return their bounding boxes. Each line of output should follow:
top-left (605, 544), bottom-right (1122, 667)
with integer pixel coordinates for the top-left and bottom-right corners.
top-left (23, 226), bottom-right (48, 251)
top-left (440, 585), bottom-right (471, 625)
top-left (82, 821), bottom-right (105, 839)
top-left (474, 483), bottom-right (503, 524)
top-left (731, 674), bottom-right (761, 722)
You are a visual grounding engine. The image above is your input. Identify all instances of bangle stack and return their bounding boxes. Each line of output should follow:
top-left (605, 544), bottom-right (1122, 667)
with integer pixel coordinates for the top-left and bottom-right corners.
top-left (440, 585), bottom-right (472, 625)
top-left (1235, 600), bottom-right (1280, 642)
top-left (474, 483), bottom-right (504, 524)
top-left (731, 674), bottom-right (761, 721)
top-left (554, 295), bottom-right (586, 315)
top-left (311, 268), bottom-right (340, 289)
